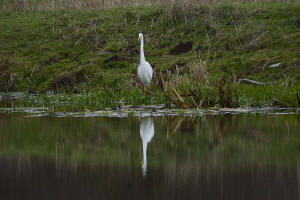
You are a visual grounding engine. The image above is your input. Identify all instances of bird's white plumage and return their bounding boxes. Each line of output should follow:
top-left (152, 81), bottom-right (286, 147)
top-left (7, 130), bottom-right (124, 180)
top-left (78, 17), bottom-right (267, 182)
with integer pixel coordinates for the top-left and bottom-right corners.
top-left (140, 117), bottom-right (154, 144)
top-left (139, 117), bottom-right (154, 176)
top-left (138, 61), bottom-right (153, 86)
top-left (137, 33), bottom-right (153, 86)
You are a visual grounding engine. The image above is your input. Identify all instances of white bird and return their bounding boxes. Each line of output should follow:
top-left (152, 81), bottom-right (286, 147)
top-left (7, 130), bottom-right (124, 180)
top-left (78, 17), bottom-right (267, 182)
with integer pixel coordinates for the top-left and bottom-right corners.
top-left (137, 33), bottom-right (153, 89)
top-left (139, 117), bottom-right (155, 177)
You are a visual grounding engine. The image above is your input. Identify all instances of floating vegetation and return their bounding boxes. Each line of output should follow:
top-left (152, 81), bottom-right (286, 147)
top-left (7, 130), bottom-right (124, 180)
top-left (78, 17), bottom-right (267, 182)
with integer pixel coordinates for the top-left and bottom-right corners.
top-left (1, 104), bottom-right (299, 118)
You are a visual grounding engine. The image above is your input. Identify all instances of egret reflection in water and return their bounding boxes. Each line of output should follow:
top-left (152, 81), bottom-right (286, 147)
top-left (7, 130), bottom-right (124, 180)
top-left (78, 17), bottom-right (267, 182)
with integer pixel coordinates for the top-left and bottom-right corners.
top-left (139, 117), bottom-right (154, 176)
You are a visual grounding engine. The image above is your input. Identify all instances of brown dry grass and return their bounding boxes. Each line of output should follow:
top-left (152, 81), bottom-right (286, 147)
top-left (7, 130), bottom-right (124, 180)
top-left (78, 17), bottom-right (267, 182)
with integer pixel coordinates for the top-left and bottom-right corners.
top-left (189, 58), bottom-right (210, 86)
top-left (1, 0), bottom-right (295, 11)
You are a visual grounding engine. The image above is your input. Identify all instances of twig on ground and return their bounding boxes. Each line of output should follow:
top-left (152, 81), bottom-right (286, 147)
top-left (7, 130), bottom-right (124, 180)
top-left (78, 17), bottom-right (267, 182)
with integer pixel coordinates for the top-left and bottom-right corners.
top-left (237, 78), bottom-right (272, 85)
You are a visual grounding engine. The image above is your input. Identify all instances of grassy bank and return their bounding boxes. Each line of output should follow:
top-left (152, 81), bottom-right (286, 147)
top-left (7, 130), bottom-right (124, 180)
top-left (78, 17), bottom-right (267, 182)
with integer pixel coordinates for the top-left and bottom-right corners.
top-left (1, 2), bottom-right (300, 109)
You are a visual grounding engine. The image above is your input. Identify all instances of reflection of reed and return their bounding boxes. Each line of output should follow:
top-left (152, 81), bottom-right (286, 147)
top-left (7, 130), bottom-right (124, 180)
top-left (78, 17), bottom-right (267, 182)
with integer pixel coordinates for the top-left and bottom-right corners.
top-left (196, 114), bottom-right (234, 150)
top-left (216, 114), bottom-right (233, 143)
top-left (166, 117), bottom-right (182, 140)
top-left (1, 114), bottom-right (300, 180)
top-left (159, 156), bottom-right (299, 200)
top-left (298, 162), bottom-right (300, 197)
top-left (0, 155), bottom-right (298, 200)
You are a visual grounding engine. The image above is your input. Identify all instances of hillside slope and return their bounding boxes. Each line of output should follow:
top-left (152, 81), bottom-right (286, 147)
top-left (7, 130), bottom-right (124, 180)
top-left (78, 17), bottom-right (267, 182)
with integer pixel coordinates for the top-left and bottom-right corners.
top-left (1, 2), bottom-right (300, 108)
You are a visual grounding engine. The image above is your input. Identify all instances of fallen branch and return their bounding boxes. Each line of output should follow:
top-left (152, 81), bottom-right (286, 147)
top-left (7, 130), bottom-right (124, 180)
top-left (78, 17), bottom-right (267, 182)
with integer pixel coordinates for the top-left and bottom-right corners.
top-left (237, 78), bottom-right (272, 85)
top-left (268, 62), bottom-right (282, 68)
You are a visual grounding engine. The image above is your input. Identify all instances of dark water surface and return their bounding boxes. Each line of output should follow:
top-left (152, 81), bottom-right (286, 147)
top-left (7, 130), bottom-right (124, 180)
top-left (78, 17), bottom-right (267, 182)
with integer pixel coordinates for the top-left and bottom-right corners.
top-left (0, 112), bottom-right (300, 199)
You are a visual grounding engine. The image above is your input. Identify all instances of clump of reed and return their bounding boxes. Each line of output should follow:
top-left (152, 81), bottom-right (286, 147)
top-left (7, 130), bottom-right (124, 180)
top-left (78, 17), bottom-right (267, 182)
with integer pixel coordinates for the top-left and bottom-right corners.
top-left (161, 58), bottom-right (238, 108)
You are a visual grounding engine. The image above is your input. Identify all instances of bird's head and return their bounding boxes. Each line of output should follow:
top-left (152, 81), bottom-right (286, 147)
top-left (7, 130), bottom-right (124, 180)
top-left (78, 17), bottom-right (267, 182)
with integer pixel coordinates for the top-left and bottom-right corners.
top-left (138, 33), bottom-right (143, 41)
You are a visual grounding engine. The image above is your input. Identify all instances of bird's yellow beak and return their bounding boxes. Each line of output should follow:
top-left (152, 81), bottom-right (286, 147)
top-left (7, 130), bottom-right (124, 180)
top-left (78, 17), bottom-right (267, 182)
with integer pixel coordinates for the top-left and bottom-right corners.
top-left (138, 35), bottom-right (141, 40)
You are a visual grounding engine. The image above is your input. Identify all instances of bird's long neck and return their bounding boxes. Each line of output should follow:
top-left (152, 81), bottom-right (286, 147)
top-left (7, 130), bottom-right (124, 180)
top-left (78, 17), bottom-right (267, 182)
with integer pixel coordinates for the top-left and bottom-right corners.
top-left (140, 37), bottom-right (145, 63)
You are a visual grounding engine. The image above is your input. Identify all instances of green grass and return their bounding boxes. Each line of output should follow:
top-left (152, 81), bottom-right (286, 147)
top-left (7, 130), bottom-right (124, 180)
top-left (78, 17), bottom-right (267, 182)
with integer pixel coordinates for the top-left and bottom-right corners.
top-left (1, 2), bottom-right (300, 109)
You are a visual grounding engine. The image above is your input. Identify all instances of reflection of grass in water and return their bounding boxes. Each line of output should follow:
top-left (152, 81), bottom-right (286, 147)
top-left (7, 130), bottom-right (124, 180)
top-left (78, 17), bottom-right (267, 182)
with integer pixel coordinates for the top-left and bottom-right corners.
top-left (0, 114), bottom-right (299, 169)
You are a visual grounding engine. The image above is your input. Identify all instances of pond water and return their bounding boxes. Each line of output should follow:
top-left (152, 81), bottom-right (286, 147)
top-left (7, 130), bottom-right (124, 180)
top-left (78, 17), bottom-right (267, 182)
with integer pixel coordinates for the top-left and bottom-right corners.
top-left (0, 108), bottom-right (300, 199)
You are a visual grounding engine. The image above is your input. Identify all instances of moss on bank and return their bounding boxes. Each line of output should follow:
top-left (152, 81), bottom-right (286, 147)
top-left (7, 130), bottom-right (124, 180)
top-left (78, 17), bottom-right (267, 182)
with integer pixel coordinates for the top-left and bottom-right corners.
top-left (0, 2), bottom-right (300, 108)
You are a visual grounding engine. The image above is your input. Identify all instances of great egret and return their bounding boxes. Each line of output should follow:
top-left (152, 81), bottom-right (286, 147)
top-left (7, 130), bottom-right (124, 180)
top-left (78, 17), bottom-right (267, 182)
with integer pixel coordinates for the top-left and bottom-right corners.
top-left (137, 33), bottom-right (153, 89)
top-left (139, 117), bottom-right (155, 176)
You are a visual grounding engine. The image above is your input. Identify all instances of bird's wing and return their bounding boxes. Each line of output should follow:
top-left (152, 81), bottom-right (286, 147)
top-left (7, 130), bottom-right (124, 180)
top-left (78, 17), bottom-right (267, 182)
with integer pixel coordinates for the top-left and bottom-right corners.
top-left (137, 64), bottom-right (141, 75)
top-left (145, 61), bottom-right (153, 80)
